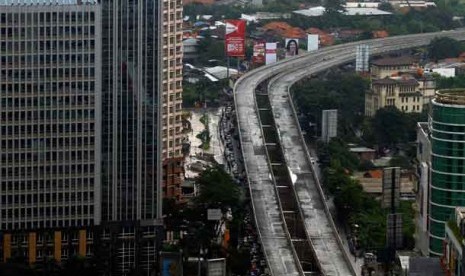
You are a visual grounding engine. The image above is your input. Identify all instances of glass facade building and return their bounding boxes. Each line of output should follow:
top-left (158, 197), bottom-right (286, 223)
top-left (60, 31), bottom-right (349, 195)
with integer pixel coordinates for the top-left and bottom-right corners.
top-left (0, 1), bottom-right (102, 231)
top-left (98, 0), bottom-right (183, 274)
top-left (101, 0), bottom-right (161, 224)
top-left (0, 0), bottom-right (102, 266)
top-left (429, 89), bottom-right (465, 256)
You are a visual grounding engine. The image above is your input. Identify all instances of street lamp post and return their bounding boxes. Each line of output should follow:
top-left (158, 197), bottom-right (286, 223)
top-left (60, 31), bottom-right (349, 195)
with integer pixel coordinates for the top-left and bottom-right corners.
top-left (197, 246), bottom-right (209, 276)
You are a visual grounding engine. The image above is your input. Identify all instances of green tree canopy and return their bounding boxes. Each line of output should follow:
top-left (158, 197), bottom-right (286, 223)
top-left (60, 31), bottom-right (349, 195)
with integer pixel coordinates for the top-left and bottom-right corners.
top-left (435, 74), bottom-right (465, 89)
top-left (195, 166), bottom-right (241, 209)
top-left (372, 106), bottom-right (409, 147)
top-left (323, 0), bottom-right (346, 14)
top-left (389, 155), bottom-right (411, 168)
top-left (428, 37), bottom-right (464, 61)
top-left (196, 33), bottom-right (226, 66)
top-left (378, 2), bottom-right (394, 12)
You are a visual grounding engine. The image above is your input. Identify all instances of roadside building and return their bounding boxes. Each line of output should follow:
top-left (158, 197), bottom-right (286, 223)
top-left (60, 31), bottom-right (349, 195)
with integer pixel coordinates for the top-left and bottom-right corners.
top-left (365, 77), bottom-right (423, 116)
top-left (354, 169), bottom-right (415, 197)
top-left (442, 207), bottom-right (465, 276)
top-left (183, 38), bottom-right (199, 62)
top-left (427, 89), bottom-right (465, 256)
top-left (0, 0), bottom-right (102, 265)
top-left (349, 147), bottom-right (376, 162)
top-left (416, 122), bottom-right (432, 256)
top-left (417, 74), bottom-right (437, 105)
top-left (370, 56), bottom-right (417, 79)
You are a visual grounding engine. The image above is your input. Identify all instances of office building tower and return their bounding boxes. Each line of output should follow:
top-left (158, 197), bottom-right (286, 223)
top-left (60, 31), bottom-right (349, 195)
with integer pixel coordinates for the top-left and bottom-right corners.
top-left (416, 122), bottom-right (432, 256)
top-left (0, 0), bottom-right (101, 264)
top-left (101, 0), bottom-right (183, 221)
top-left (98, 0), bottom-right (183, 274)
top-left (160, 0), bottom-right (184, 202)
top-left (321, 109), bottom-right (337, 143)
top-left (429, 89), bottom-right (465, 256)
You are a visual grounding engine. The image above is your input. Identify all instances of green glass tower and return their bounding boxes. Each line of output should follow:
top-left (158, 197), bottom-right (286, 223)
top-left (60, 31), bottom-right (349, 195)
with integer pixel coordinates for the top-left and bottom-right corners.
top-left (429, 89), bottom-right (465, 256)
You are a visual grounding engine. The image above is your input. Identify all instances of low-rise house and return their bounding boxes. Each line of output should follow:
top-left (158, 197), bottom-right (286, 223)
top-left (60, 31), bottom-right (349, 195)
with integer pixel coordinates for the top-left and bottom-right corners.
top-left (354, 169), bottom-right (415, 196)
top-left (349, 146), bottom-right (377, 162)
top-left (371, 56), bottom-right (417, 79)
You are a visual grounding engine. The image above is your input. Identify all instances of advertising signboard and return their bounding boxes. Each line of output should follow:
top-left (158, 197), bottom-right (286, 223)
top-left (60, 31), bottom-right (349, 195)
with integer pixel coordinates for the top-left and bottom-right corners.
top-left (225, 20), bottom-right (246, 57)
top-left (252, 40), bottom-right (266, 64)
top-left (265, 42), bottom-right (277, 64)
top-left (307, 34), bottom-right (319, 52)
top-left (285, 38), bottom-right (299, 57)
top-left (207, 209), bottom-right (222, 221)
top-left (382, 167), bottom-right (400, 209)
top-left (207, 258), bottom-right (226, 276)
top-left (159, 252), bottom-right (183, 276)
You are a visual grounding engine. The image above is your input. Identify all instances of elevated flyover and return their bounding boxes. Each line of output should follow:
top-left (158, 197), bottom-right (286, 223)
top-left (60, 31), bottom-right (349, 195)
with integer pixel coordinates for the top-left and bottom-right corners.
top-left (234, 29), bottom-right (465, 276)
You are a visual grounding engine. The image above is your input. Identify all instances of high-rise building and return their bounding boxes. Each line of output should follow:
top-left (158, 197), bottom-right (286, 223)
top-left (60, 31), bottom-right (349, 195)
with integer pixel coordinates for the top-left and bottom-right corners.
top-left (100, 0), bottom-right (183, 221)
top-left (321, 109), bottom-right (337, 143)
top-left (429, 89), bottom-right (465, 256)
top-left (0, 0), bottom-right (184, 273)
top-left (415, 121), bottom-right (432, 256)
top-left (0, 0), bottom-right (102, 264)
top-left (160, 0), bottom-right (184, 202)
top-left (98, 0), bottom-right (184, 274)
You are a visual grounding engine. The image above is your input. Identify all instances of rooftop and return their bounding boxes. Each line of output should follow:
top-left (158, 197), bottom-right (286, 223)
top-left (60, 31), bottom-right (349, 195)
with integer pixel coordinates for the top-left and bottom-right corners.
top-left (435, 89), bottom-right (465, 105)
top-left (372, 77), bottom-right (418, 86)
top-left (371, 56), bottom-right (416, 66)
top-left (0, 0), bottom-right (97, 5)
top-left (293, 6), bottom-right (392, 17)
top-left (349, 147), bottom-right (376, 153)
top-left (409, 257), bottom-right (443, 276)
top-left (204, 66), bottom-right (239, 80)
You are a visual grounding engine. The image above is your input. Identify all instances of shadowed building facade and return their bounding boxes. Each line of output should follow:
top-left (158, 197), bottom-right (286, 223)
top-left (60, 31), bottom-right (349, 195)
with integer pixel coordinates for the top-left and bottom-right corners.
top-left (0, 0), bottom-right (184, 274)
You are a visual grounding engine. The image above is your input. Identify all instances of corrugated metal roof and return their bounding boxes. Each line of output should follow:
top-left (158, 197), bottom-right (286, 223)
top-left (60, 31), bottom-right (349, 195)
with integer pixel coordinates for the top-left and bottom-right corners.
top-left (0, 0), bottom-right (97, 5)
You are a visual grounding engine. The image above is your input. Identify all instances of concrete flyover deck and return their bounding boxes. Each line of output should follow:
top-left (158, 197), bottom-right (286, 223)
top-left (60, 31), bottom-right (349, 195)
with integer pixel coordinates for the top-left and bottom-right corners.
top-left (234, 29), bottom-right (465, 276)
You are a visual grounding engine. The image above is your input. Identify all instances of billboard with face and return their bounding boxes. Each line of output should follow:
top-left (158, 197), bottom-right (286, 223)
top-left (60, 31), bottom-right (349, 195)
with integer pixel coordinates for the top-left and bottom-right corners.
top-left (285, 38), bottom-right (299, 57)
top-left (225, 19), bottom-right (246, 57)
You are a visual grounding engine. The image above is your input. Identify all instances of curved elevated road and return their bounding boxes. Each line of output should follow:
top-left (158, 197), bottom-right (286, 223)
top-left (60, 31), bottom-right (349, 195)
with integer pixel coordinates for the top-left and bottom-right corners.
top-left (234, 29), bottom-right (465, 276)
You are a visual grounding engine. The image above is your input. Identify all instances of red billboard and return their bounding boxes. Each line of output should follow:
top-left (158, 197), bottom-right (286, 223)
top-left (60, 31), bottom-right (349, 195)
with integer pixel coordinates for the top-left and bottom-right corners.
top-left (252, 40), bottom-right (266, 64)
top-left (225, 20), bottom-right (246, 57)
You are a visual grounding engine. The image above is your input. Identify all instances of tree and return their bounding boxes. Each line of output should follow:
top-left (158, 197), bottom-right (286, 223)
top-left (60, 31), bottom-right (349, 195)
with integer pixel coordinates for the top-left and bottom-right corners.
top-left (429, 37), bottom-right (464, 61)
top-left (378, 2), bottom-right (394, 12)
top-left (323, 0), bottom-right (346, 14)
top-left (372, 107), bottom-right (409, 147)
top-left (195, 166), bottom-right (241, 209)
top-left (435, 74), bottom-right (465, 89)
top-left (0, 262), bottom-right (36, 276)
top-left (334, 180), bottom-right (364, 218)
top-left (61, 256), bottom-right (99, 276)
top-left (292, 73), bottom-right (369, 140)
top-left (228, 247), bottom-right (250, 275)
top-left (389, 155), bottom-right (411, 168)
top-left (196, 32), bottom-right (226, 66)
top-left (322, 0), bottom-right (346, 27)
